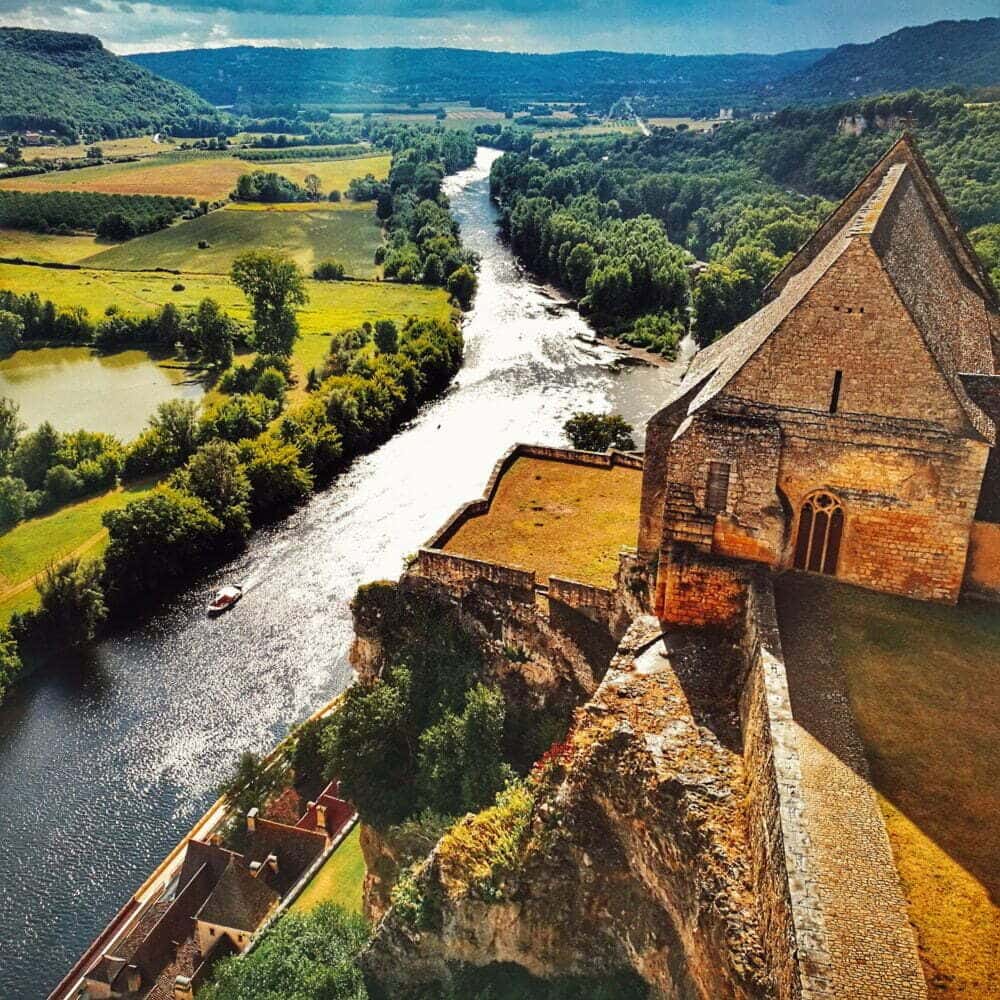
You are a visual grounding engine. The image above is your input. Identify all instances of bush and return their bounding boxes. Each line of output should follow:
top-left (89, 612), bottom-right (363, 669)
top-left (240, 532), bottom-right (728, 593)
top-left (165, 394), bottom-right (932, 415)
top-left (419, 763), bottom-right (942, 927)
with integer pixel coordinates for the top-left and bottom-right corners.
top-left (43, 463), bottom-right (84, 502)
top-left (563, 411), bottom-right (635, 452)
top-left (313, 259), bottom-right (346, 281)
top-left (0, 476), bottom-right (29, 527)
top-left (253, 366), bottom-right (287, 403)
top-left (0, 626), bottom-right (23, 706)
top-left (37, 556), bottom-right (106, 647)
top-left (0, 310), bottom-right (25, 355)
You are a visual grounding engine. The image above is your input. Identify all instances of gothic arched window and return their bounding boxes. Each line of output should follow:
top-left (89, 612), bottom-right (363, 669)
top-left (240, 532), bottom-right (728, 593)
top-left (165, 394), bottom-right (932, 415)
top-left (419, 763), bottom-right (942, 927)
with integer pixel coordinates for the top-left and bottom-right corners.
top-left (793, 491), bottom-right (844, 575)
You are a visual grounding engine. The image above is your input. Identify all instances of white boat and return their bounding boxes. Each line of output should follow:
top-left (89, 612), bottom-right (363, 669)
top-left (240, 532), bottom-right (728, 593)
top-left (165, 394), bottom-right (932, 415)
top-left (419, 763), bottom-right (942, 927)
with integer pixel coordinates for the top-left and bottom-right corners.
top-left (207, 585), bottom-right (243, 616)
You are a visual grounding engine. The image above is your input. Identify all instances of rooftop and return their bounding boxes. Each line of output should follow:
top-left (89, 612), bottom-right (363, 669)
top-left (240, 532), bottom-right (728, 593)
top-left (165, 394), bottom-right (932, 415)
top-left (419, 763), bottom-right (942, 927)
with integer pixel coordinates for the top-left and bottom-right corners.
top-left (442, 455), bottom-right (642, 589)
top-left (196, 859), bottom-right (279, 932)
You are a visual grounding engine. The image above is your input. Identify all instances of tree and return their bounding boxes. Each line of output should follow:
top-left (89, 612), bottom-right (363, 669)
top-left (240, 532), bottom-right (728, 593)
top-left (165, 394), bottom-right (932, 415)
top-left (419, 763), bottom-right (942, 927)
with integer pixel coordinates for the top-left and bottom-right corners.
top-left (102, 487), bottom-right (226, 606)
top-left (565, 243), bottom-right (596, 296)
top-left (149, 399), bottom-right (200, 464)
top-left (304, 172), bottom-right (322, 200)
top-left (253, 367), bottom-right (287, 403)
top-left (692, 263), bottom-right (757, 346)
top-left (37, 557), bottom-right (106, 647)
top-left (0, 397), bottom-right (24, 474)
top-left (12, 422), bottom-right (61, 490)
top-left (219, 750), bottom-right (284, 818)
top-left (563, 412), bottom-right (636, 452)
top-left (0, 310), bottom-right (24, 355)
top-left (241, 439), bottom-right (313, 523)
top-left (230, 251), bottom-right (308, 358)
top-left (96, 212), bottom-right (136, 240)
top-left (0, 476), bottom-right (29, 527)
top-left (192, 298), bottom-right (234, 369)
top-left (322, 674), bottom-right (415, 828)
top-left (447, 264), bottom-right (477, 308)
top-left (174, 440), bottom-right (250, 541)
top-left (417, 684), bottom-right (512, 816)
top-left (0, 625), bottom-right (22, 705)
top-left (373, 318), bottom-right (399, 355)
top-left (3, 135), bottom-right (22, 164)
top-left (198, 904), bottom-right (369, 1000)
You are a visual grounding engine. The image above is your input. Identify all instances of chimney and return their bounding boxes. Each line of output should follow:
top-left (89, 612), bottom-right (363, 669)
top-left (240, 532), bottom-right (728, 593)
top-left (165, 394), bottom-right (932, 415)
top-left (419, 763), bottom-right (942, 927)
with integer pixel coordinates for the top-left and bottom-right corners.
top-left (246, 807), bottom-right (258, 833)
top-left (126, 965), bottom-right (141, 992)
top-left (174, 976), bottom-right (195, 1000)
top-left (249, 860), bottom-right (263, 876)
top-left (315, 802), bottom-right (327, 834)
top-left (266, 853), bottom-right (278, 874)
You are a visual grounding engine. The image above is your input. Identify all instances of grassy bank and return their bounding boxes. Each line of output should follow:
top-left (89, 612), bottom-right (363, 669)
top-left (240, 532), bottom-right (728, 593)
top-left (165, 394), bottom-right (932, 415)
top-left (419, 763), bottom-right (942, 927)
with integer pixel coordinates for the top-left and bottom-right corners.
top-left (0, 478), bottom-right (161, 622)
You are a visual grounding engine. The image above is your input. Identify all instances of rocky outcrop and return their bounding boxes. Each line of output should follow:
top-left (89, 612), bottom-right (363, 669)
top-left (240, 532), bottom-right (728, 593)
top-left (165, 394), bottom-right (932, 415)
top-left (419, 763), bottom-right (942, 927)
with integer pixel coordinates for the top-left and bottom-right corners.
top-left (362, 618), bottom-right (776, 1000)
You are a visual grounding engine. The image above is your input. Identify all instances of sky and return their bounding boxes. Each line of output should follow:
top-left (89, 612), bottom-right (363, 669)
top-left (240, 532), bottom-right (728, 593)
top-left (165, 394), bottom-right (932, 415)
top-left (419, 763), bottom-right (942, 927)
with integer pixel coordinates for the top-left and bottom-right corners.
top-left (1, 0), bottom-right (997, 55)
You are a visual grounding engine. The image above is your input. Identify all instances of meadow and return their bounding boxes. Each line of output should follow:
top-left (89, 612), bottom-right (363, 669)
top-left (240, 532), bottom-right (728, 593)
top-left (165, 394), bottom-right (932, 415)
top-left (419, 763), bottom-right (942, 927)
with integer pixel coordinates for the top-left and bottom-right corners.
top-left (21, 134), bottom-right (178, 161)
top-left (0, 151), bottom-right (390, 201)
top-left (291, 824), bottom-right (364, 916)
top-left (82, 203), bottom-right (384, 277)
top-left (0, 227), bottom-right (105, 263)
top-left (0, 477), bottom-right (161, 622)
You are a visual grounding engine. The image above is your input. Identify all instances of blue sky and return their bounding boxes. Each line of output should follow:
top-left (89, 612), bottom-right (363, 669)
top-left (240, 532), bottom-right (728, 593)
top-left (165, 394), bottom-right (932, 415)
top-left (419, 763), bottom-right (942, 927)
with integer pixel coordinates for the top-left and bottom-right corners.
top-left (2, 0), bottom-right (996, 54)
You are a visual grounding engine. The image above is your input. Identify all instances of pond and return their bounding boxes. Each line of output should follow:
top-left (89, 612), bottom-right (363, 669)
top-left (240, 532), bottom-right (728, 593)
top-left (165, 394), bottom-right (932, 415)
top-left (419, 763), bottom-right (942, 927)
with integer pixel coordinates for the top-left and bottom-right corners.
top-left (0, 346), bottom-right (205, 439)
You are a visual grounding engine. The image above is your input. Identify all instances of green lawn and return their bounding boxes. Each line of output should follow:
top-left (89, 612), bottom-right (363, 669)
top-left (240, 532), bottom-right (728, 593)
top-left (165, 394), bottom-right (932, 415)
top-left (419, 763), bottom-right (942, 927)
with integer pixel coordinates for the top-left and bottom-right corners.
top-left (0, 479), bottom-right (160, 621)
top-left (82, 204), bottom-right (384, 278)
top-left (829, 585), bottom-right (1000, 999)
top-left (291, 823), bottom-right (365, 916)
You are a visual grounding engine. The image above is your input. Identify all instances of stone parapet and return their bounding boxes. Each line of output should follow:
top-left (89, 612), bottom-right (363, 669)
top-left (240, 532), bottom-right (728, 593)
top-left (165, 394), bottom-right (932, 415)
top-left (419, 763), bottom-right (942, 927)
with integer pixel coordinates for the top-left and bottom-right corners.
top-left (739, 574), bottom-right (833, 1000)
top-left (412, 548), bottom-right (535, 599)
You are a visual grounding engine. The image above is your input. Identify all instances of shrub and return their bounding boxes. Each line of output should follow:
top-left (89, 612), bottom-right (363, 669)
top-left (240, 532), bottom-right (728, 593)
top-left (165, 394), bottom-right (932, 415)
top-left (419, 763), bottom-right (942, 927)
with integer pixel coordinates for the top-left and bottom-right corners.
top-left (171, 282), bottom-right (185, 292)
top-left (37, 556), bottom-right (106, 647)
top-left (253, 366), bottom-right (287, 403)
top-left (373, 318), bottom-right (398, 354)
top-left (563, 411), bottom-right (635, 452)
top-left (43, 464), bottom-right (84, 502)
top-left (313, 259), bottom-right (346, 281)
top-left (0, 627), bottom-right (23, 706)
top-left (0, 475), bottom-right (29, 527)
top-left (0, 310), bottom-right (25, 355)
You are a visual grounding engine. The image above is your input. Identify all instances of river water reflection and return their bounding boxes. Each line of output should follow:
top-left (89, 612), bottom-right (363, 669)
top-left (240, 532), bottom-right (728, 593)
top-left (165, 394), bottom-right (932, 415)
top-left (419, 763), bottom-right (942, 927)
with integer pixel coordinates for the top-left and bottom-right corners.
top-left (0, 147), bottom-right (681, 997)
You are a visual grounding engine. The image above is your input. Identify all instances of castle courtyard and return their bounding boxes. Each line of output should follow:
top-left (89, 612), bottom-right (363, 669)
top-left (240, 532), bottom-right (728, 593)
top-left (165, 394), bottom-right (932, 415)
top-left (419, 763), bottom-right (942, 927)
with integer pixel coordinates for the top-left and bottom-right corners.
top-left (442, 455), bottom-right (642, 588)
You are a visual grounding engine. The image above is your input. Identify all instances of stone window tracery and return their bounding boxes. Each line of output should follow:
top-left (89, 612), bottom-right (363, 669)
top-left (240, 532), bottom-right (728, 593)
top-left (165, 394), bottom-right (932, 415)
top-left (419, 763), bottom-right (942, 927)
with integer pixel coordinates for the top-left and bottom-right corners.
top-left (793, 490), bottom-right (844, 575)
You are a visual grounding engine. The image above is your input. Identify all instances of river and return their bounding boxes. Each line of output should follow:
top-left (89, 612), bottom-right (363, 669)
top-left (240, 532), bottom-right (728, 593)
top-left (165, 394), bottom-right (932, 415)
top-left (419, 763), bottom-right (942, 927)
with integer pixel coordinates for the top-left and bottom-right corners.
top-left (0, 147), bottom-right (680, 998)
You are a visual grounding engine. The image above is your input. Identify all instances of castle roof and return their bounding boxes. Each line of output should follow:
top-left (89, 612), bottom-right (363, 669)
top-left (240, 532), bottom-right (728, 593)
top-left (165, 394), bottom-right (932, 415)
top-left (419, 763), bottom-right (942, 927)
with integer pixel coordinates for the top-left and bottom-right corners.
top-left (195, 858), bottom-right (279, 932)
top-left (665, 135), bottom-right (998, 444)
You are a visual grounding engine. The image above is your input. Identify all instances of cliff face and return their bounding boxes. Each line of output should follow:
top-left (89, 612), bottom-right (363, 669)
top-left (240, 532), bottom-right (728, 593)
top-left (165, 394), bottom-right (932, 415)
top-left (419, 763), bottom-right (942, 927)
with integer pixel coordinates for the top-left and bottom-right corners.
top-left (362, 617), bottom-right (776, 1000)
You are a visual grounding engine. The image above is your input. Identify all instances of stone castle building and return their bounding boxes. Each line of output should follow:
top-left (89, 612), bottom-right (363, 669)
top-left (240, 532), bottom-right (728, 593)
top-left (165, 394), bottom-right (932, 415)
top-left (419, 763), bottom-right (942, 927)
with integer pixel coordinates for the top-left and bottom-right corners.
top-left (639, 135), bottom-right (1000, 613)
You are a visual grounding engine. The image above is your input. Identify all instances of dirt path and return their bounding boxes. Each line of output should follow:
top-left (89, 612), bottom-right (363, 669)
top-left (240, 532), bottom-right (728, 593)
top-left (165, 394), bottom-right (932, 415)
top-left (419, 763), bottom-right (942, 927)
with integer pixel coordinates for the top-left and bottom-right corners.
top-left (0, 528), bottom-right (108, 603)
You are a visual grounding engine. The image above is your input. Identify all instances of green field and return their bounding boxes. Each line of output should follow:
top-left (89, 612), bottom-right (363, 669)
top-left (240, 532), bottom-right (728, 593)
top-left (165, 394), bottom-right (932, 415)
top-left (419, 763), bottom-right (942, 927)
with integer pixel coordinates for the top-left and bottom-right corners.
top-left (0, 261), bottom-right (453, 387)
top-left (0, 478), bottom-right (161, 621)
top-left (0, 151), bottom-right (391, 202)
top-left (82, 204), bottom-right (383, 277)
top-left (0, 227), bottom-right (106, 263)
top-left (291, 823), bottom-right (365, 916)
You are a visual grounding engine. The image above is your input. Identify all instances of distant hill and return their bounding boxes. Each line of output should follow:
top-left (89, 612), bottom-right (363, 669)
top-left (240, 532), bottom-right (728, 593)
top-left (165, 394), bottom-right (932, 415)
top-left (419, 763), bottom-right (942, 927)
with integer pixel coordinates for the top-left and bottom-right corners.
top-left (128, 46), bottom-right (827, 116)
top-left (0, 28), bottom-right (225, 139)
top-left (775, 17), bottom-right (1000, 103)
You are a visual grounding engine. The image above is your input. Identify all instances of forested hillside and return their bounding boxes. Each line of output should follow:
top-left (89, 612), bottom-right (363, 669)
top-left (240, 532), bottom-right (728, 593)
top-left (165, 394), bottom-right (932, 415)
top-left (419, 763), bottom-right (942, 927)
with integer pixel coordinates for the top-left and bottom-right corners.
top-left (0, 29), bottom-right (225, 139)
top-left (129, 46), bottom-right (826, 116)
top-left (489, 88), bottom-right (1000, 351)
top-left (776, 17), bottom-right (1000, 104)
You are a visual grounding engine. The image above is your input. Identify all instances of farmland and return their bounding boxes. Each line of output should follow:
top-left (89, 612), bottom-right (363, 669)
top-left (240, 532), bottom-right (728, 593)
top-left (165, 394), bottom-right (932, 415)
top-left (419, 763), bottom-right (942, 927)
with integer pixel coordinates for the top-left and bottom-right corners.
top-left (0, 227), bottom-right (105, 263)
top-left (0, 151), bottom-right (390, 201)
top-left (21, 135), bottom-right (179, 161)
top-left (82, 202), bottom-right (384, 277)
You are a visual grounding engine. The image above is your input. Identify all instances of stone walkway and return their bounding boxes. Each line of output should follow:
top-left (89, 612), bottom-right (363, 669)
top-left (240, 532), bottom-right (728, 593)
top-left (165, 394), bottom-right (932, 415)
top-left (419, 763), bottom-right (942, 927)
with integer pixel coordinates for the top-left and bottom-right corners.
top-left (775, 576), bottom-right (926, 1000)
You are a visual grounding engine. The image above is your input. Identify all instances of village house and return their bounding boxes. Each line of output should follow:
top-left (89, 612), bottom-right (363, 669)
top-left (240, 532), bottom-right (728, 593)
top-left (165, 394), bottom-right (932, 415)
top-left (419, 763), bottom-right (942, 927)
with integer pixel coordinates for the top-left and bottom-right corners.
top-left (639, 135), bottom-right (1000, 617)
top-left (80, 781), bottom-right (352, 1000)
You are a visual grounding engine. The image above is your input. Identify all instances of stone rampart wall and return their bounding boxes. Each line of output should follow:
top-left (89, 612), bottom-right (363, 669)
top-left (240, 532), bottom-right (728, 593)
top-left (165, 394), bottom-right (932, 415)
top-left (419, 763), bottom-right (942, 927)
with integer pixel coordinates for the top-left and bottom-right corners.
top-left (548, 577), bottom-right (616, 613)
top-left (964, 520), bottom-right (1000, 599)
top-left (739, 575), bottom-right (833, 1000)
top-left (413, 548), bottom-right (535, 598)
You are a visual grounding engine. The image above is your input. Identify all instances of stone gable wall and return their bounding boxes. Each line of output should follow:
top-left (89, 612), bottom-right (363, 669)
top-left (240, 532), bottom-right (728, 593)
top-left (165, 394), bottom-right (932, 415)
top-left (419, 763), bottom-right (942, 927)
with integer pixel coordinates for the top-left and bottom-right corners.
top-left (729, 241), bottom-right (970, 431)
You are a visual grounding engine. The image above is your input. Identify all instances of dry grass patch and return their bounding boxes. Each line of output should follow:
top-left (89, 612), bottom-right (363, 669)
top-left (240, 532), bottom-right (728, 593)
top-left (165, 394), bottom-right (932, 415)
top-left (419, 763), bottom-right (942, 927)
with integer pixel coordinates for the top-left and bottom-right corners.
top-left (830, 587), bottom-right (1000, 998)
top-left (443, 457), bottom-right (642, 588)
top-left (0, 227), bottom-right (106, 263)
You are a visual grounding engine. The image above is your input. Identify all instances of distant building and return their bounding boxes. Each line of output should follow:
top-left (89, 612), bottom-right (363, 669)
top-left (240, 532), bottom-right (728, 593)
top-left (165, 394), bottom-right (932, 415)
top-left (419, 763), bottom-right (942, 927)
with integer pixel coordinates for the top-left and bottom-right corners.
top-left (718, 107), bottom-right (734, 121)
top-left (838, 113), bottom-right (868, 137)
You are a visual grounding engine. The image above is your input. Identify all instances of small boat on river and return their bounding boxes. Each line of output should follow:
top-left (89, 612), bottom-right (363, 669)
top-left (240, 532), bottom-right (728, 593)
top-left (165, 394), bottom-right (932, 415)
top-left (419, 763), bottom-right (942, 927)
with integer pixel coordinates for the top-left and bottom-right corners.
top-left (207, 585), bottom-right (243, 616)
